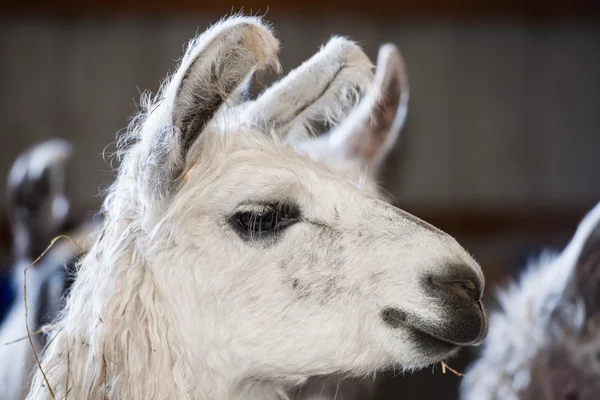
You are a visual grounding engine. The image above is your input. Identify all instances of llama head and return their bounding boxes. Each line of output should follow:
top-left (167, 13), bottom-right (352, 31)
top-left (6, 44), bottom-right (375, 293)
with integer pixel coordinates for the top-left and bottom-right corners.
top-left (73, 16), bottom-right (487, 396)
top-left (6, 139), bottom-right (73, 260)
top-left (462, 202), bottom-right (600, 400)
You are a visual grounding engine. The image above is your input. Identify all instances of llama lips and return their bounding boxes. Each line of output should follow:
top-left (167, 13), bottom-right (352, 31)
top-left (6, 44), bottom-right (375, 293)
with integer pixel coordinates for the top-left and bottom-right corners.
top-left (380, 306), bottom-right (461, 363)
top-left (406, 327), bottom-right (462, 363)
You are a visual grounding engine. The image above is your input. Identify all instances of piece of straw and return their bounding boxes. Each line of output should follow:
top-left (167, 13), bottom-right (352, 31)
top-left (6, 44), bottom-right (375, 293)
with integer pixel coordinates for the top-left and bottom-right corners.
top-left (441, 361), bottom-right (465, 377)
top-left (3, 323), bottom-right (56, 346)
top-left (103, 355), bottom-right (109, 400)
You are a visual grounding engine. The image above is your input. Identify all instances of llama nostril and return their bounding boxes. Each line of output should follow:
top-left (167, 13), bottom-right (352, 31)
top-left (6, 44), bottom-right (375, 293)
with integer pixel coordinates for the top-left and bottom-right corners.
top-left (420, 270), bottom-right (487, 345)
top-left (450, 280), bottom-right (479, 302)
top-left (431, 277), bottom-right (480, 302)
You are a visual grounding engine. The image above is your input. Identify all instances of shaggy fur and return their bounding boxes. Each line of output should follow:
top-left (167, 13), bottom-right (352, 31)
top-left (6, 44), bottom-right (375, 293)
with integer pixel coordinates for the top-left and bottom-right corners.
top-left (27, 16), bottom-right (487, 400)
top-left (461, 202), bottom-right (600, 399)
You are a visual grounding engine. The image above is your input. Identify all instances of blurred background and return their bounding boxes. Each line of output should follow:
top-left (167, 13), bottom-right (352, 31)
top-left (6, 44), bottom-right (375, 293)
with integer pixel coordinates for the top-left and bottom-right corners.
top-left (1, 1), bottom-right (599, 398)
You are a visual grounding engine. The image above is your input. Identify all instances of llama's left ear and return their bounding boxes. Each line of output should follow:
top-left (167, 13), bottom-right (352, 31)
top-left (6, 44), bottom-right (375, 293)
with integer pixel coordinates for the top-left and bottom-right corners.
top-left (329, 44), bottom-right (408, 172)
top-left (139, 17), bottom-right (279, 201)
top-left (564, 202), bottom-right (600, 318)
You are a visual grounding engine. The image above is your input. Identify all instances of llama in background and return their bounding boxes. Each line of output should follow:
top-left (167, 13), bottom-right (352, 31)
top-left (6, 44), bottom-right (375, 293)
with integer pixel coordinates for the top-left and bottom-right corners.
top-left (28, 16), bottom-right (487, 399)
top-left (0, 139), bottom-right (97, 400)
top-left (462, 202), bottom-right (600, 399)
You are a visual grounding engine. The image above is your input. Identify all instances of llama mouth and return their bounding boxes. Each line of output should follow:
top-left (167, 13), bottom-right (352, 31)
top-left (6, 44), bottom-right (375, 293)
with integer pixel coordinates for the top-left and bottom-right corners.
top-left (406, 327), bottom-right (462, 359)
top-left (380, 307), bottom-right (461, 360)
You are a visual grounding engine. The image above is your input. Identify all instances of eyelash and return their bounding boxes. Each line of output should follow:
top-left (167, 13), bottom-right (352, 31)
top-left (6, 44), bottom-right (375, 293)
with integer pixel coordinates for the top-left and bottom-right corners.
top-left (231, 203), bottom-right (301, 239)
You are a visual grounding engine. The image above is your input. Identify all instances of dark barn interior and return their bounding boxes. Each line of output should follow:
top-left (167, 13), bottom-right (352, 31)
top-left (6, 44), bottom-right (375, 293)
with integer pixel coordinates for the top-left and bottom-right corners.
top-left (1, 1), bottom-right (599, 399)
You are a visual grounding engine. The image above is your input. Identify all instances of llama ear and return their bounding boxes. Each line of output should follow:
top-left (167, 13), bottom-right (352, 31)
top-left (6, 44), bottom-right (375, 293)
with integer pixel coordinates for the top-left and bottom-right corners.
top-left (564, 202), bottom-right (600, 318)
top-left (139, 17), bottom-right (279, 199)
top-left (327, 44), bottom-right (408, 172)
top-left (245, 36), bottom-right (374, 141)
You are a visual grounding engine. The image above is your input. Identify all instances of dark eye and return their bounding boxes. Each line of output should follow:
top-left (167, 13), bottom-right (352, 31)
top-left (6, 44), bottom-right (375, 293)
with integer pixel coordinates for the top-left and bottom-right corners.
top-left (231, 202), bottom-right (301, 240)
top-left (237, 206), bottom-right (279, 232)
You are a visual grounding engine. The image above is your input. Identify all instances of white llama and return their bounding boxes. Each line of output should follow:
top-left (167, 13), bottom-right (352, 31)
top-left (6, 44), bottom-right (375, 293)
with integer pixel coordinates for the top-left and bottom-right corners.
top-left (2, 31), bottom-right (403, 400)
top-left (461, 202), bottom-right (600, 399)
top-left (27, 16), bottom-right (488, 400)
top-left (0, 140), bottom-right (95, 400)
top-left (2, 36), bottom-right (401, 400)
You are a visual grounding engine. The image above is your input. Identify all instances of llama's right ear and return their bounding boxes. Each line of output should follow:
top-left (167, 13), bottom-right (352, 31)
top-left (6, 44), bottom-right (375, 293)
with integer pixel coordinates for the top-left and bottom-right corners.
top-left (326, 44), bottom-right (408, 173)
top-left (563, 202), bottom-right (600, 319)
top-left (139, 17), bottom-right (279, 200)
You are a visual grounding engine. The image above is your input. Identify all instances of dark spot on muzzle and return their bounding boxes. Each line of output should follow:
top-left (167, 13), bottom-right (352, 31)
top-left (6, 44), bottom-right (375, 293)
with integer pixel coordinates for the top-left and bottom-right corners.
top-left (380, 307), bottom-right (407, 329)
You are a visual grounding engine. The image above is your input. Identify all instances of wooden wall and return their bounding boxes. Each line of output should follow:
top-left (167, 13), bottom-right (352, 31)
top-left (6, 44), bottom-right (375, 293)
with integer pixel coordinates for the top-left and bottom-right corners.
top-left (4, 0), bottom-right (599, 19)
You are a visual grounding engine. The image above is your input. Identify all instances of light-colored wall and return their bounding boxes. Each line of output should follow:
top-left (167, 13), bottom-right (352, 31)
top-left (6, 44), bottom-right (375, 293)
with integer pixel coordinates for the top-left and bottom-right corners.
top-left (1, 16), bottom-right (599, 209)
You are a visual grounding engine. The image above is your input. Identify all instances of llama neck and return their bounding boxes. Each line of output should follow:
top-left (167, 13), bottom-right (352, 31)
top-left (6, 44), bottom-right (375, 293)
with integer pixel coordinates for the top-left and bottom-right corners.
top-left (26, 198), bottom-right (293, 400)
top-left (46, 243), bottom-right (285, 399)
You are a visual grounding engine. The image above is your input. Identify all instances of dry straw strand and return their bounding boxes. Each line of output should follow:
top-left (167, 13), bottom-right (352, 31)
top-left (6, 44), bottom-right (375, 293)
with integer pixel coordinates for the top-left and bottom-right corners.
top-left (3, 325), bottom-right (52, 346)
top-left (103, 355), bottom-right (109, 400)
top-left (65, 333), bottom-right (70, 400)
top-left (441, 361), bottom-right (465, 377)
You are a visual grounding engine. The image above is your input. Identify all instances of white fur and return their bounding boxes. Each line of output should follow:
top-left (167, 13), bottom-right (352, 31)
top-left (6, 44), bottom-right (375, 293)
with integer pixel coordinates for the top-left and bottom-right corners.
top-left (243, 36), bottom-right (373, 143)
top-left (296, 41), bottom-right (410, 400)
top-left (27, 16), bottom-right (485, 400)
top-left (294, 43), bottom-right (409, 197)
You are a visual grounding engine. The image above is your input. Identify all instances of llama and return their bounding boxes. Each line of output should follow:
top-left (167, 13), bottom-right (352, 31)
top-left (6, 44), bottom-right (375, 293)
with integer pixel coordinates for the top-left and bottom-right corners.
top-left (27, 16), bottom-right (488, 399)
top-left (4, 39), bottom-right (404, 400)
top-left (4, 34), bottom-right (403, 400)
top-left (3, 31), bottom-right (403, 400)
top-left (0, 139), bottom-right (97, 399)
top-left (461, 202), bottom-right (600, 399)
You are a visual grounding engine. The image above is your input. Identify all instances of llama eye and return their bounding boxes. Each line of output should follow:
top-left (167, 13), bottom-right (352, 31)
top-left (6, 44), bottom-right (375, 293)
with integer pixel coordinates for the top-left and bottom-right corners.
top-left (237, 207), bottom-right (279, 232)
top-left (230, 203), bottom-right (301, 240)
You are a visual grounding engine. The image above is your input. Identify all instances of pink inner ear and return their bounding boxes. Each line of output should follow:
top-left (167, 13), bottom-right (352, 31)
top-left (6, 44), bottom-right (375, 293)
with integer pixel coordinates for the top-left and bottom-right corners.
top-left (346, 126), bottom-right (383, 163)
top-left (183, 159), bottom-right (201, 183)
top-left (344, 62), bottom-right (403, 165)
top-left (345, 92), bottom-right (397, 164)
